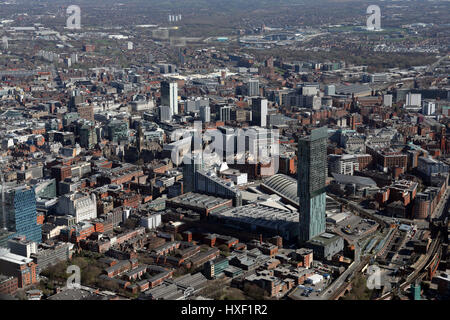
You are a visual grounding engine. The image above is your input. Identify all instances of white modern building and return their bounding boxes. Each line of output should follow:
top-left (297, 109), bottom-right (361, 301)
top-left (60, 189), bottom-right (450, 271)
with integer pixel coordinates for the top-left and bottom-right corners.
top-left (422, 100), bottom-right (436, 116)
top-left (247, 79), bottom-right (259, 97)
top-left (306, 274), bottom-right (324, 285)
top-left (219, 106), bottom-right (231, 122)
top-left (140, 213), bottom-right (162, 230)
top-left (383, 94), bottom-right (393, 107)
top-left (159, 105), bottom-right (173, 122)
top-left (406, 93), bottom-right (421, 107)
top-left (56, 192), bottom-right (97, 223)
top-left (200, 105), bottom-right (211, 123)
top-left (329, 154), bottom-right (359, 176)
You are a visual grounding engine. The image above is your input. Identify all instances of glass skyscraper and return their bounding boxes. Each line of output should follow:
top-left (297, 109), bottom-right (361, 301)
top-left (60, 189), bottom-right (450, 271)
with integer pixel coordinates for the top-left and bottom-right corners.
top-left (1, 186), bottom-right (42, 244)
top-left (161, 81), bottom-right (178, 115)
top-left (248, 79), bottom-right (260, 97)
top-left (251, 98), bottom-right (268, 127)
top-left (298, 126), bottom-right (328, 243)
top-left (183, 152), bottom-right (204, 194)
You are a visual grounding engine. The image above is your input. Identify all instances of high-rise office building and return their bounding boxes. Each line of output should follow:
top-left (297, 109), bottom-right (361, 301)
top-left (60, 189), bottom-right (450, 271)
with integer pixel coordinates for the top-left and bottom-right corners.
top-left (248, 79), bottom-right (260, 97)
top-left (159, 105), bottom-right (173, 122)
top-left (298, 127), bottom-right (328, 243)
top-left (161, 81), bottom-right (178, 115)
top-left (200, 105), bottom-right (211, 123)
top-left (406, 93), bottom-right (421, 107)
top-left (383, 94), bottom-right (393, 107)
top-left (79, 124), bottom-right (97, 150)
top-left (251, 98), bottom-right (268, 127)
top-left (185, 98), bottom-right (209, 113)
top-left (136, 123), bottom-right (144, 153)
top-left (1, 186), bottom-right (42, 244)
top-left (107, 120), bottom-right (129, 143)
top-left (422, 100), bottom-right (436, 116)
top-left (183, 153), bottom-right (204, 193)
top-left (219, 106), bottom-right (231, 122)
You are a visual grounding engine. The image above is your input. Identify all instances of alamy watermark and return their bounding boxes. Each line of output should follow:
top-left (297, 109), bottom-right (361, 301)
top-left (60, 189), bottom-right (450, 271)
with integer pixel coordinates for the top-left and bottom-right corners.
top-left (366, 265), bottom-right (383, 289)
top-left (170, 121), bottom-right (280, 175)
top-left (66, 5), bottom-right (81, 30)
top-left (366, 5), bottom-right (381, 31)
top-left (2, 36), bottom-right (8, 50)
top-left (66, 265), bottom-right (81, 289)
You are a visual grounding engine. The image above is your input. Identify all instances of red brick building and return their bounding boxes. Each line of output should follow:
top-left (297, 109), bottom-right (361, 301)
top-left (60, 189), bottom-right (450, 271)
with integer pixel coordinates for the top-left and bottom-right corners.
top-left (0, 252), bottom-right (38, 288)
top-left (0, 275), bottom-right (18, 295)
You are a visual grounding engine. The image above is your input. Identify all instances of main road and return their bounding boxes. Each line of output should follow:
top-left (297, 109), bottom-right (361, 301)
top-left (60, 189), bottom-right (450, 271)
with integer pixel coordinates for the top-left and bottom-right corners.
top-left (318, 238), bottom-right (362, 300)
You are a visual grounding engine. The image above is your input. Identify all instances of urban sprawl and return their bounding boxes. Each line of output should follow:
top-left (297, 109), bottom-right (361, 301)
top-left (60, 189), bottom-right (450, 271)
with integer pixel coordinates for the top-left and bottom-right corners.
top-left (0, 0), bottom-right (449, 301)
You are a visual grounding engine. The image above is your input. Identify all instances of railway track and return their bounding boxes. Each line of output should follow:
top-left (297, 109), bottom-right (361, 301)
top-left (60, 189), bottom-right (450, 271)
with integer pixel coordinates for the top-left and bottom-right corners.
top-left (376, 232), bottom-right (441, 300)
top-left (329, 256), bottom-right (371, 300)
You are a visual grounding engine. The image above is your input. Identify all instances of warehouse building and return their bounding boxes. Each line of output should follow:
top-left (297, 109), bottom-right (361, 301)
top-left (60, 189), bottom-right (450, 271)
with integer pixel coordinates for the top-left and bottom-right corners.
top-left (305, 233), bottom-right (344, 261)
top-left (209, 203), bottom-right (299, 241)
top-left (165, 192), bottom-right (232, 217)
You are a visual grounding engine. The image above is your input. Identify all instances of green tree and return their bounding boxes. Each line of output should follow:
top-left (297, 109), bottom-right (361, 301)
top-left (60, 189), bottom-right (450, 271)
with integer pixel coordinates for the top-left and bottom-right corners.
top-left (82, 265), bottom-right (102, 286)
top-left (175, 233), bottom-right (183, 241)
top-left (97, 279), bottom-right (120, 292)
top-left (218, 244), bottom-right (229, 253)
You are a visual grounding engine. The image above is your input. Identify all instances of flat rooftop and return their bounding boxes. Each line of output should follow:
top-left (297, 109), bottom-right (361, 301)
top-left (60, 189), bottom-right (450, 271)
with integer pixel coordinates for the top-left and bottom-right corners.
top-left (210, 203), bottom-right (298, 230)
top-left (307, 232), bottom-right (342, 246)
top-left (166, 192), bottom-right (231, 209)
top-left (0, 249), bottom-right (33, 265)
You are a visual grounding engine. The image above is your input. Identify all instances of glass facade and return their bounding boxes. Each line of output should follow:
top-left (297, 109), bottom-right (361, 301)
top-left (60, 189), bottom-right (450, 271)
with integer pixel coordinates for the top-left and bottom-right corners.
top-left (35, 179), bottom-right (57, 199)
top-left (107, 120), bottom-right (129, 143)
top-left (298, 127), bottom-right (327, 243)
top-left (183, 153), bottom-right (204, 194)
top-left (80, 125), bottom-right (97, 149)
top-left (161, 81), bottom-right (178, 115)
top-left (214, 258), bottom-right (229, 277)
top-left (3, 186), bottom-right (42, 243)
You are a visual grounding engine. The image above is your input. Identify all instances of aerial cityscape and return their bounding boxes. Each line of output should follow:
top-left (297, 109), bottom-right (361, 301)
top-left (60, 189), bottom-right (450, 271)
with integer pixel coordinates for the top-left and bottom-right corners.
top-left (0, 0), bottom-right (449, 304)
